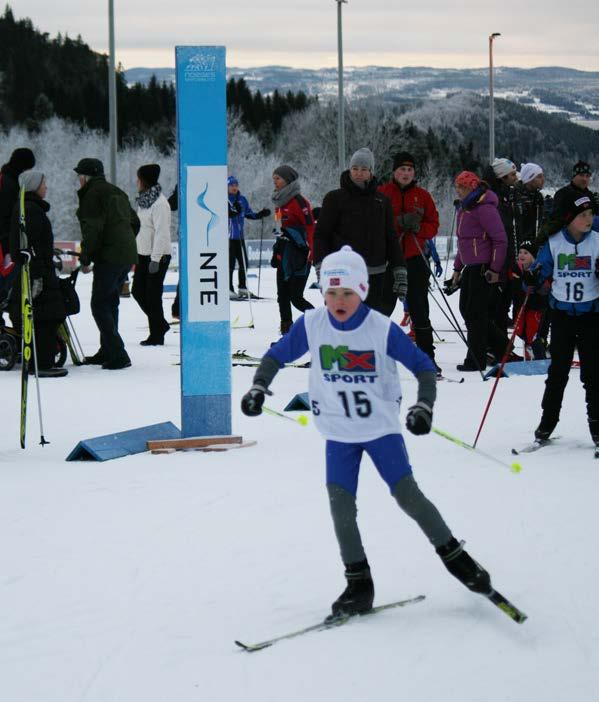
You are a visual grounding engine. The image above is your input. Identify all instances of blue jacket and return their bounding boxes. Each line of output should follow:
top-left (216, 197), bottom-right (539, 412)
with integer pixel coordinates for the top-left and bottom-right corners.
top-left (228, 193), bottom-right (260, 240)
top-left (535, 222), bottom-right (599, 315)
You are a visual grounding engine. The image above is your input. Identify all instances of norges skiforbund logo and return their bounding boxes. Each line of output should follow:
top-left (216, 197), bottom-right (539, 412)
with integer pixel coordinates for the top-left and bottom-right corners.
top-left (557, 253), bottom-right (592, 277)
top-left (184, 52), bottom-right (217, 82)
top-left (319, 345), bottom-right (378, 384)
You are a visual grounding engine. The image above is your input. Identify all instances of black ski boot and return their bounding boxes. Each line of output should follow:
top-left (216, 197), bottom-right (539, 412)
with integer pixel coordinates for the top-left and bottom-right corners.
top-left (329, 560), bottom-right (374, 619)
top-left (589, 419), bottom-right (599, 447)
top-left (436, 538), bottom-right (492, 594)
top-left (534, 413), bottom-right (558, 442)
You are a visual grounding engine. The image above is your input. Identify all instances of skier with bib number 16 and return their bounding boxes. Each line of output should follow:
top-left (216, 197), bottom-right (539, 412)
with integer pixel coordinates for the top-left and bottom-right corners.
top-left (241, 245), bottom-right (525, 624)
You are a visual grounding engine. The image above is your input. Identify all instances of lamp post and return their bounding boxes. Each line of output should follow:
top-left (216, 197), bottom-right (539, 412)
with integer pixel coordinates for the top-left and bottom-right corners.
top-left (335, 0), bottom-right (347, 171)
top-left (108, 0), bottom-right (118, 184)
top-left (488, 32), bottom-right (501, 164)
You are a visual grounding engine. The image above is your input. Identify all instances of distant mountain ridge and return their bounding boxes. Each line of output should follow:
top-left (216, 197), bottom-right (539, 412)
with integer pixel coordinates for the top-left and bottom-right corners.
top-left (124, 65), bottom-right (599, 127)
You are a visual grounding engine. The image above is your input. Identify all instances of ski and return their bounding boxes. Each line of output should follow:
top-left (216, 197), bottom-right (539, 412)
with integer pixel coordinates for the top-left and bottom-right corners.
top-left (19, 186), bottom-right (32, 449)
top-left (511, 437), bottom-right (560, 455)
top-left (485, 589), bottom-right (527, 624)
top-left (233, 350), bottom-right (310, 368)
top-left (438, 375), bottom-right (465, 384)
top-left (235, 595), bottom-right (425, 652)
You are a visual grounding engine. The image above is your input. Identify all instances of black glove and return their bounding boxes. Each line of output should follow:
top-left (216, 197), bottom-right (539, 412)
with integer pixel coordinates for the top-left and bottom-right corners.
top-left (396, 213), bottom-right (406, 229)
top-left (148, 260), bottom-right (160, 274)
top-left (484, 269), bottom-right (499, 284)
top-left (402, 208), bottom-right (424, 233)
top-left (406, 401), bottom-right (433, 435)
top-left (79, 252), bottom-right (91, 267)
top-left (443, 277), bottom-right (460, 296)
top-left (522, 268), bottom-right (539, 286)
top-left (258, 208), bottom-right (271, 218)
top-left (392, 266), bottom-right (408, 301)
top-left (241, 384), bottom-right (271, 417)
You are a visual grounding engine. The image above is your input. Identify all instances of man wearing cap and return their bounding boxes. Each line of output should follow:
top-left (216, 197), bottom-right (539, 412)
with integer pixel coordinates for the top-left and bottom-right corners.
top-left (0, 148), bottom-right (36, 265)
top-left (514, 163), bottom-right (547, 247)
top-left (74, 158), bottom-right (140, 370)
top-left (536, 161), bottom-right (599, 247)
top-left (314, 147), bottom-right (406, 315)
top-left (227, 175), bottom-right (270, 297)
top-left (378, 152), bottom-right (440, 366)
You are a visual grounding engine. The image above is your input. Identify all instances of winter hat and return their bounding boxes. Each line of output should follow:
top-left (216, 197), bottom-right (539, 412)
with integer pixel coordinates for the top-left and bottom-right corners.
top-left (492, 157), bottom-right (517, 179)
top-left (572, 161), bottom-right (592, 177)
top-left (18, 169), bottom-right (44, 193)
top-left (392, 151), bottom-right (416, 171)
top-left (73, 158), bottom-right (104, 177)
top-left (273, 165), bottom-right (298, 184)
top-left (9, 148), bottom-right (35, 173)
top-left (519, 163), bottom-right (543, 184)
top-left (562, 193), bottom-right (593, 224)
top-left (320, 245), bottom-right (369, 301)
top-left (349, 147), bottom-right (375, 172)
top-left (137, 164), bottom-right (160, 187)
top-left (455, 171), bottom-right (481, 190)
top-left (518, 240), bottom-right (537, 256)
top-left (227, 175), bottom-right (239, 186)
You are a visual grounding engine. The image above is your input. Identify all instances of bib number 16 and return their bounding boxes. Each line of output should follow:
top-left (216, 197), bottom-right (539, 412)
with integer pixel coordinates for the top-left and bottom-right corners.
top-left (565, 281), bottom-right (584, 302)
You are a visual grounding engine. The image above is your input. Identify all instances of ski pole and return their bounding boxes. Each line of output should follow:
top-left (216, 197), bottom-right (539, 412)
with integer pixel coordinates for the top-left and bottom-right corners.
top-left (238, 238), bottom-right (255, 329)
top-left (432, 427), bottom-right (522, 474)
top-left (472, 291), bottom-right (530, 448)
top-left (443, 207), bottom-right (457, 279)
top-left (263, 406), bottom-right (309, 426)
top-left (257, 218), bottom-right (265, 299)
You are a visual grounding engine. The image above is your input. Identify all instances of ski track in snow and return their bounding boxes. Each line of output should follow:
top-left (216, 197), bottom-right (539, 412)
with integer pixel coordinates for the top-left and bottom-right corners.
top-left (1, 268), bottom-right (598, 701)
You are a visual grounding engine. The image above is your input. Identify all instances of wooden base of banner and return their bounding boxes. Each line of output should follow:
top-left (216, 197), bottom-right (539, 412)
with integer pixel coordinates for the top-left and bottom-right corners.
top-left (147, 435), bottom-right (256, 454)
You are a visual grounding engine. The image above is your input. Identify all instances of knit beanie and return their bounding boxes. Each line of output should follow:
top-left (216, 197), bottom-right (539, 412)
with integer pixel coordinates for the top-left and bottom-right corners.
top-left (9, 148), bottom-right (35, 173)
top-left (392, 152), bottom-right (416, 171)
top-left (572, 161), bottom-right (592, 177)
top-left (227, 175), bottom-right (239, 186)
top-left (455, 171), bottom-right (481, 190)
top-left (519, 163), bottom-right (543, 184)
top-left (518, 240), bottom-right (537, 256)
top-left (137, 164), bottom-right (161, 187)
top-left (349, 148), bottom-right (375, 172)
top-left (562, 193), bottom-right (593, 224)
top-left (320, 245), bottom-right (369, 301)
top-left (492, 157), bottom-right (517, 179)
top-left (18, 169), bottom-right (45, 193)
top-left (273, 165), bottom-right (298, 184)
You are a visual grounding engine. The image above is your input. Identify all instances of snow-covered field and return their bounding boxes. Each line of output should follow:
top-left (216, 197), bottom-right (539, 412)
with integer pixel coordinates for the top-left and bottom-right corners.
top-left (2, 268), bottom-right (598, 702)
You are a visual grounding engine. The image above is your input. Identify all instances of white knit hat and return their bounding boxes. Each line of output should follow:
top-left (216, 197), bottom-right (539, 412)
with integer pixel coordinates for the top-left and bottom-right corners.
top-left (18, 169), bottom-right (45, 193)
top-left (491, 157), bottom-right (517, 179)
top-left (320, 245), bottom-right (369, 301)
top-left (520, 162), bottom-right (543, 184)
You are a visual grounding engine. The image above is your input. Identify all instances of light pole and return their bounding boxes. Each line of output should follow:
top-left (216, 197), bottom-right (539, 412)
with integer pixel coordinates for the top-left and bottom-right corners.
top-left (488, 32), bottom-right (501, 164)
top-left (335, 0), bottom-right (347, 171)
top-left (108, 0), bottom-right (118, 184)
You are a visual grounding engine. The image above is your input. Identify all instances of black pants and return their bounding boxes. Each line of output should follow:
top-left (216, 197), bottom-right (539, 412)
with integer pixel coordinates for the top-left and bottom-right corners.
top-left (277, 266), bottom-right (314, 324)
top-left (459, 264), bottom-right (509, 367)
top-left (172, 283), bottom-right (180, 318)
top-left (91, 263), bottom-right (130, 364)
top-left (229, 239), bottom-right (248, 290)
top-left (541, 310), bottom-right (599, 423)
top-left (132, 255), bottom-right (171, 340)
top-left (35, 319), bottom-right (61, 370)
top-left (406, 256), bottom-right (435, 359)
top-left (365, 272), bottom-right (388, 316)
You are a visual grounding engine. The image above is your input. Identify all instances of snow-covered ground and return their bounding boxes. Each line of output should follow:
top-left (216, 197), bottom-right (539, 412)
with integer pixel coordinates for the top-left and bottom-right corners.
top-left (2, 268), bottom-right (598, 702)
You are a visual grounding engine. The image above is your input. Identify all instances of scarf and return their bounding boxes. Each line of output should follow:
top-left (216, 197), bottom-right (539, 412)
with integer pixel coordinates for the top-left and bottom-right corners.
top-left (271, 179), bottom-right (301, 208)
top-left (136, 183), bottom-right (162, 209)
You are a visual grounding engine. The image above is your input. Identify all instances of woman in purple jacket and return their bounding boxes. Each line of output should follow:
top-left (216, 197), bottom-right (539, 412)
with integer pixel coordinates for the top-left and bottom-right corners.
top-left (451, 171), bottom-right (510, 372)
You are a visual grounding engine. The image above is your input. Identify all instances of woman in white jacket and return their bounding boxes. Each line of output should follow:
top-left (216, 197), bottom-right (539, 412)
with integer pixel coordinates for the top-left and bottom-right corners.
top-left (132, 164), bottom-right (172, 345)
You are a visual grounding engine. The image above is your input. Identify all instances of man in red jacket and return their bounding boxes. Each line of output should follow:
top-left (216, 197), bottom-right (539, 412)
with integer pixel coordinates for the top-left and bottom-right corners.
top-left (379, 152), bottom-right (440, 370)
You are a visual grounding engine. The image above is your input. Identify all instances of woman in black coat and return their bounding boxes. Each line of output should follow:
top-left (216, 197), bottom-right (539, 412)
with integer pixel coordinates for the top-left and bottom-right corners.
top-left (10, 170), bottom-right (66, 376)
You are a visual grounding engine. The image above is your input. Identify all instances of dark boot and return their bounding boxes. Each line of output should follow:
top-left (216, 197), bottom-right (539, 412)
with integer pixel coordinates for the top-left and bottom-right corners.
top-left (280, 320), bottom-right (293, 335)
top-left (534, 413), bottom-right (558, 441)
top-left (330, 560), bottom-right (374, 618)
top-left (436, 538), bottom-right (492, 594)
top-left (84, 350), bottom-right (105, 365)
top-left (589, 419), bottom-right (599, 447)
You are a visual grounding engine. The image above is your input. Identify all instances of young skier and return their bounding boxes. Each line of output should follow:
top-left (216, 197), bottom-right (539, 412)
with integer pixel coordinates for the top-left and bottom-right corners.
top-left (531, 195), bottom-right (599, 444)
top-left (241, 245), bottom-right (494, 619)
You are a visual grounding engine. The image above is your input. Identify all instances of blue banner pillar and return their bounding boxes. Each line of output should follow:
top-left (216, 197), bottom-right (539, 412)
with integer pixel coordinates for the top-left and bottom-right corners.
top-left (175, 46), bottom-right (230, 437)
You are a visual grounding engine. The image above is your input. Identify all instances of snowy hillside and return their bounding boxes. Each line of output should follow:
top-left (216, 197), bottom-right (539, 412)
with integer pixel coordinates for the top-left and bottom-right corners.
top-left (2, 268), bottom-right (598, 701)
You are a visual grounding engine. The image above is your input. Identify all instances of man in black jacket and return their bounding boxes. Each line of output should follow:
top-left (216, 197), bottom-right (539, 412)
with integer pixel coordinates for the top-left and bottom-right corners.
top-left (313, 148), bottom-right (406, 315)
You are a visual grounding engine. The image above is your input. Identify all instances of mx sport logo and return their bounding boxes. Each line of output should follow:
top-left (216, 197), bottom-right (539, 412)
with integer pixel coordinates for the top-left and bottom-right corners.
top-left (557, 253), bottom-right (591, 271)
top-left (184, 52), bottom-right (217, 82)
top-left (319, 345), bottom-right (376, 372)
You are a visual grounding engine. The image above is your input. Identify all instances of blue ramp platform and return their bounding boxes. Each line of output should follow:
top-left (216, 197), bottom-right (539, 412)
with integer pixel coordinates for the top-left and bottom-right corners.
top-left (284, 392), bottom-right (310, 411)
top-left (484, 359), bottom-right (551, 380)
top-left (66, 421), bottom-right (180, 462)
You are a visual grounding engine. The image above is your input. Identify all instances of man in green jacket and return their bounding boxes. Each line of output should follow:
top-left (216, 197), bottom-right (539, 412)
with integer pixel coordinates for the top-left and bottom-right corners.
top-left (75, 158), bottom-right (140, 369)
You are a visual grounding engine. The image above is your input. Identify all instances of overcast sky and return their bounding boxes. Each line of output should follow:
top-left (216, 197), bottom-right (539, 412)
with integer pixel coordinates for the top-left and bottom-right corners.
top-left (15, 0), bottom-right (599, 71)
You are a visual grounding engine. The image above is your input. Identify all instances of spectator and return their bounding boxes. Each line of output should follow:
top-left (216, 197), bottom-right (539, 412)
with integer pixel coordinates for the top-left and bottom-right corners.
top-left (0, 148), bottom-right (35, 258)
top-left (314, 147), bottom-right (406, 315)
top-left (451, 171), bottom-right (510, 372)
top-left (9, 170), bottom-right (66, 377)
top-left (132, 164), bottom-right (172, 346)
top-left (270, 165), bottom-right (315, 335)
top-left (228, 175), bottom-right (270, 297)
top-left (514, 162), bottom-right (546, 246)
top-left (74, 158), bottom-right (139, 370)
